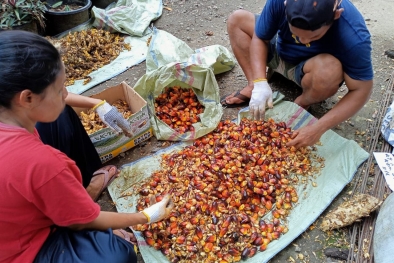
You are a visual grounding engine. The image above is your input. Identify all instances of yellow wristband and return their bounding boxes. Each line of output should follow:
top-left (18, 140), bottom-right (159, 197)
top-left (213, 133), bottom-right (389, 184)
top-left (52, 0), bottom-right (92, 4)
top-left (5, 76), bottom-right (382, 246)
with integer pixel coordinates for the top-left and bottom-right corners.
top-left (92, 100), bottom-right (106, 111)
top-left (141, 211), bottom-right (151, 223)
top-left (253, 78), bottom-right (267, 83)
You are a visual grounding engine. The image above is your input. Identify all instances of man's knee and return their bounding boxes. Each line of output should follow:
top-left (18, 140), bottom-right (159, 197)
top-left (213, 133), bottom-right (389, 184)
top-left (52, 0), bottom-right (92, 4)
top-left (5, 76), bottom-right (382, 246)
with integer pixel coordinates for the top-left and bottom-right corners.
top-left (227, 10), bottom-right (255, 34)
top-left (228, 10), bottom-right (248, 24)
top-left (304, 54), bottom-right (343, 90)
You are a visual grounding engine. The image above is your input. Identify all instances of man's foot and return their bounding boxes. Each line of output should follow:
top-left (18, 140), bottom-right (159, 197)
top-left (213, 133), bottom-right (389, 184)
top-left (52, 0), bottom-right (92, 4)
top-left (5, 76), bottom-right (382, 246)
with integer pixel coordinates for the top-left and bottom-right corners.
top-left (294, 95), bottom-right (312, 110)
top-left (220, 86), bottom-right (253, 108)
top-left (86, 165), bottom-right (119, 201)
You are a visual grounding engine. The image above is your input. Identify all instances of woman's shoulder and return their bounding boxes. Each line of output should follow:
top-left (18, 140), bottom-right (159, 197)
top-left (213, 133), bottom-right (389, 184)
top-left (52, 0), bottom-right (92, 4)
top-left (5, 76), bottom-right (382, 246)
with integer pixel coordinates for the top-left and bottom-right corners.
top-left (0, 128), bottom-right (81, 188)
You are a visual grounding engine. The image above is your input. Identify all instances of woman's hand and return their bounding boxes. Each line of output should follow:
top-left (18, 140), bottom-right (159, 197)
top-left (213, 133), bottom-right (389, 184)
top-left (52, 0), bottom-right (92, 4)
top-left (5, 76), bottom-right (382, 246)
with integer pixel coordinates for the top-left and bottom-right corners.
top-left (141, 195), bottom-right (174, 223)
top-left (93, 101), bottom-right (133, 137)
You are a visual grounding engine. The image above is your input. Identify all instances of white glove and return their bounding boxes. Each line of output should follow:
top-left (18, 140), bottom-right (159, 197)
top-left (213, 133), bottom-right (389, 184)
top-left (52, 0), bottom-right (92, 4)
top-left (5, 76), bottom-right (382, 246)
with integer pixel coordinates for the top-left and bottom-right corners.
top-left (141, 195), bottom-right (174, 223)
top-left (93, 101), bottom-right (133, 137)
top-left (249, 80), bottom-right (273, 120)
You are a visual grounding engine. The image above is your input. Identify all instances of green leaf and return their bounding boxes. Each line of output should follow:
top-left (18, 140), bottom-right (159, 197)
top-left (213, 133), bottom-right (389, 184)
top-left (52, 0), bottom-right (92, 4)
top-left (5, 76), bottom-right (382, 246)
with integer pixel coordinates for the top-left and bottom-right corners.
top-left (14, 9), bottom-right (20, 20)
top-left (51, 1), bottom-right (63, 8)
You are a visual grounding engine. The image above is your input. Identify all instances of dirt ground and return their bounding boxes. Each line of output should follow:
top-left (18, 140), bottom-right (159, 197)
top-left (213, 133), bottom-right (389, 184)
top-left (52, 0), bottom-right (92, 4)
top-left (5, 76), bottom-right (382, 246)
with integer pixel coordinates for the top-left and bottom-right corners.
top-left (87, 0), bottom-right (394, 262)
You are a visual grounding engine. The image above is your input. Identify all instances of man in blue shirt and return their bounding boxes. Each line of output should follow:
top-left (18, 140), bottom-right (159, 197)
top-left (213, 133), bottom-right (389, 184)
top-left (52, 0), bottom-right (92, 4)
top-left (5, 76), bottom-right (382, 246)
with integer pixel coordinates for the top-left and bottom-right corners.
top-left (221, 0), bottom-right (373, 148)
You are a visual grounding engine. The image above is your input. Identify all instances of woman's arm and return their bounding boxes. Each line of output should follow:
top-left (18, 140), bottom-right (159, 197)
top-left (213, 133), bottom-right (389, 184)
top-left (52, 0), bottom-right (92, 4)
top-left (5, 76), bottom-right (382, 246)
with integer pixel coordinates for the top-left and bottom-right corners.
top-left (65, 93), bottom-right (102, 108)
top-left (68, 195), bottom-right (174, 231)
top-left (68, 211), bottom-right (148, 231)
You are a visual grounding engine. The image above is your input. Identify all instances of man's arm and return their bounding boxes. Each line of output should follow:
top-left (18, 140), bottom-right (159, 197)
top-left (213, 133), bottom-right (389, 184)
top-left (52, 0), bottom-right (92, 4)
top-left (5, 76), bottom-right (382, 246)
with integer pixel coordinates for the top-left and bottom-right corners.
top-left (287, 75), bottom-right (373, 148)
top-left (248, 34), bottom-right (277, 120)
top-left (250, 34), bottom-right (270, 79)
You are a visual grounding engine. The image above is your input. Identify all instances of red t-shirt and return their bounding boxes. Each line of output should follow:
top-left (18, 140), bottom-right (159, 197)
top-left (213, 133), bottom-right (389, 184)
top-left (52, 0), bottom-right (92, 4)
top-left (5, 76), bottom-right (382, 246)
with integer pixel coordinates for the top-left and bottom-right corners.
top-left (0, 123), bottom-right (100, 263)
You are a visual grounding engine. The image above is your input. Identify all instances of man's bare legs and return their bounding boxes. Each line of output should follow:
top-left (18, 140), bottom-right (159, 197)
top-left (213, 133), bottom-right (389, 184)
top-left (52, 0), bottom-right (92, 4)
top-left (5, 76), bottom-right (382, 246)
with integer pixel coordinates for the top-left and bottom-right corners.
top-left (296, 53), bottom-right (344, 109)
top-left (222, 10), bottom-right (256, 105)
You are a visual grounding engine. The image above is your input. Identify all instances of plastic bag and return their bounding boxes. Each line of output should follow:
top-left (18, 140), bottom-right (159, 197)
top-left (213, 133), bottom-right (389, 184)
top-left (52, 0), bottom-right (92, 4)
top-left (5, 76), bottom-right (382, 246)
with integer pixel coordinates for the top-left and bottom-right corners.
top-left (133, 62), bottom-right (223, 141)
top-left (146, 28), bottom-right (236, 74)
top-left (91, 0), bottom-right (162, 36)
top-left (381, 99), bottom-right (394, 153)
top-left (373, 193), bottom-right (394, 263)
top-left (133, 28), bottom-right (236, 141)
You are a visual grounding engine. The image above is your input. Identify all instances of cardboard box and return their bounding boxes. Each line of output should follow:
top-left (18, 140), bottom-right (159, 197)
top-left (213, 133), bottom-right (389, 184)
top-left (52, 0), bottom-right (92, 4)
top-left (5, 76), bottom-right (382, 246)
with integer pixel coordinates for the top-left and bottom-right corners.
top-left (73, 82), bottom-right (153, 163)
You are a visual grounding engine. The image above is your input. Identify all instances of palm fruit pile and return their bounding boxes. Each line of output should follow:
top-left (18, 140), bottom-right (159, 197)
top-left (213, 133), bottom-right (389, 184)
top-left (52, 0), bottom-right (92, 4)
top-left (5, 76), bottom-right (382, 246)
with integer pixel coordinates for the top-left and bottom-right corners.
top-left (154, 86), bottom-right (204, 134)
top-left (133, 118), bottom-right (322, 263)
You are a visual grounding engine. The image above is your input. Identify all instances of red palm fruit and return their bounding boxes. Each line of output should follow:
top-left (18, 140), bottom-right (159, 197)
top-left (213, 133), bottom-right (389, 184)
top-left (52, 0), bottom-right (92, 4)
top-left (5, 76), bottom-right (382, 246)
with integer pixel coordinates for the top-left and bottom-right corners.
top-left (175, 236), bottom-right (186, 244)
top-left (205, 234), bottom-right (217, 243)
top-left (283, 202), bottom-right (292, 210)
top-left (222, 189), bottom-right (230, 198)
top-left (222, 216), bottom-right (231, 228)
top-left (265, 200), bottom-right (273, 210)
top-left (186, 245), bottom-right (198, 252)
top-left (145, 237), bottom-right (155, 246)
top-left (143, 230), bottom-right (153, 238)
top-left (275, 225), bottom-right (285, 233)
top-left (276, 198), bottom-right (283, 209)
top-left (240, 227), bottom-right (250, 235)
top-left (249, 232), bottom-right (258, 243)
top-left (196, 226), bottom-right (203, 239)
top-left (267, 223), bottom-right (274, 233)
top-left (253, 237), bottom-right (263, 246)
top-left (203, 242), bottom-right (214, 253)
top-left (272, 210), bottom-right (280, 218)
top-left (219, 227), bottom-right (228, 237)
top-left (260, 244), bottom-right (268, 251)
top-left (272, 231), bottom-right (281, 240)
top-left (259, 219), bottom-right (267, 231)
top-left (249, 247), bottom-right (258, 257)
top-left (190, 217), bottom-right (199, 225)
top-left (228, 248), bottom-right (241, 256)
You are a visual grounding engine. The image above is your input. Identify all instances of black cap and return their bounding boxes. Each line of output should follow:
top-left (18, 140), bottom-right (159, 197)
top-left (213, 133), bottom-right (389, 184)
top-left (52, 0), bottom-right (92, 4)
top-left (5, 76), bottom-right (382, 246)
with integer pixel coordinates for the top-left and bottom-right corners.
top-left (286, 0), bottom-right (338, 31)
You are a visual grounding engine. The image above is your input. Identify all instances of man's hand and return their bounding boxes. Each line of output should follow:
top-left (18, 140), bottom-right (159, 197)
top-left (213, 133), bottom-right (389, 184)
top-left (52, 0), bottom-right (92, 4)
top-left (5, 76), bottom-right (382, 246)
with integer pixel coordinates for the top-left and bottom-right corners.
top-left (286, 124), bottom-right (325, 148)
top-left (249, 80), bottom-right (273, 120)
top-left (141, 195), bottom-right (174, 223)
top-left (93, 101), bottom-right (134, 137)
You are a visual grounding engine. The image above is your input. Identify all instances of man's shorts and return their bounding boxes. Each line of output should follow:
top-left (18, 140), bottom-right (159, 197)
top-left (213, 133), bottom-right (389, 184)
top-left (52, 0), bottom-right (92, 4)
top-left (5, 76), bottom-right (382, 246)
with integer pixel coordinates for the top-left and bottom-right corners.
top-left (255, 14), bottom-right (306, 87)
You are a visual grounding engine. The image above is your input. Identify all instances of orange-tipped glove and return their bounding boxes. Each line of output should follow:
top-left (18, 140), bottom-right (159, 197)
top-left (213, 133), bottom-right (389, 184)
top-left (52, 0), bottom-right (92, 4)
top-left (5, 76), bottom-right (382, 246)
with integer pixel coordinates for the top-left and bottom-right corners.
top-left (249, 79), bottom-right (273, 120)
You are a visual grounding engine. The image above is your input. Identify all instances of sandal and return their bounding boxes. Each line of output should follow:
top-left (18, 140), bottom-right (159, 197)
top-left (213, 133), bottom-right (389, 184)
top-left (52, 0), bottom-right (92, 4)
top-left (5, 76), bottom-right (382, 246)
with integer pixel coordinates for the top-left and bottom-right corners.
top-left (220, 89), bottom-right (250, 108)
top-left (91, 165), bottom-right (119, 201)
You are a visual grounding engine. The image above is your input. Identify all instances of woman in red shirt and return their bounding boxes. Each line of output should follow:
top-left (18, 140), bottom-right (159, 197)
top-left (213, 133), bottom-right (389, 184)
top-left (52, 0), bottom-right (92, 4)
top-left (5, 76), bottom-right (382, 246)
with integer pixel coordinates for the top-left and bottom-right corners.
top-left (0, 30), bottom-right (173, 263)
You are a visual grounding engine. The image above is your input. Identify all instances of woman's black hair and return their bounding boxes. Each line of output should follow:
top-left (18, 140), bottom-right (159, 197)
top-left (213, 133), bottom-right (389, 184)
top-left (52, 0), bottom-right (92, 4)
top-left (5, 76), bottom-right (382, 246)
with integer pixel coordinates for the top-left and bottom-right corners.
top-left (0, 30), bottom-right (62, 108)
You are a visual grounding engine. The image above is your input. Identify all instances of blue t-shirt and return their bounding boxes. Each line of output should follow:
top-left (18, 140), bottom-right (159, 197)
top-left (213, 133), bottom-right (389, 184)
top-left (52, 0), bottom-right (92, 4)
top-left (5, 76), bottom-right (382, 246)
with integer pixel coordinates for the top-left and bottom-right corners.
top-left (255, 0), bottom-right (373, 81)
